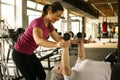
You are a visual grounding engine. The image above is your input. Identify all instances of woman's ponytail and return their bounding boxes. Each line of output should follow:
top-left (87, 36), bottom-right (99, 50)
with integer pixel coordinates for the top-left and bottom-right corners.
top-left (42, 4), bottom-right (50, 17)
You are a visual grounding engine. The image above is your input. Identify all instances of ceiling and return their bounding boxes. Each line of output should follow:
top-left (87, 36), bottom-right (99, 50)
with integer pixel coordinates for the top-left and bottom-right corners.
top-left (88, 0), bottom-right (118, 17)
top-left (34, 0), bottom-right (118, 18)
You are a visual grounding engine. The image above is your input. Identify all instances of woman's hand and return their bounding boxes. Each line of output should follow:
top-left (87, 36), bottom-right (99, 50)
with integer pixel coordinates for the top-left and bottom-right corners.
top-left (56, 39), bottom-right (70, 48)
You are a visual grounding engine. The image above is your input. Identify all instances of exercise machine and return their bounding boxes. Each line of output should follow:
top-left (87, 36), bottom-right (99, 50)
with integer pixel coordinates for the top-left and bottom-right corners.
top-left (0, 20), bottom-right (24, 80)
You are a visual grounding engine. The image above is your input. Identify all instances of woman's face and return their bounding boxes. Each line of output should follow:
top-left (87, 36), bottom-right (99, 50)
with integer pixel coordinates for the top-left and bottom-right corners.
top-left (48, 10), bottom-right (63, 23)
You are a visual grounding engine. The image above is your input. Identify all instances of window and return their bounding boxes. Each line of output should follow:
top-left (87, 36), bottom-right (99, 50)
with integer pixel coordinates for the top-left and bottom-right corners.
top-left (1, 0), bottom-right (14, 5)
top-left (27, 1), bottom-right (43, 25)
top-left (36, 4), bottom-right (44, 10)
top-left (27, 1), bottom-right (36, 9)
top-left (1, 4), bottom-right (14, 28)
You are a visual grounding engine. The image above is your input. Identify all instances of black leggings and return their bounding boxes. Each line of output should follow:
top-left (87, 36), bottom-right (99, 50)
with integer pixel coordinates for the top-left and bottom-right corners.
top-left (12, 49), bottom-right (46, 80)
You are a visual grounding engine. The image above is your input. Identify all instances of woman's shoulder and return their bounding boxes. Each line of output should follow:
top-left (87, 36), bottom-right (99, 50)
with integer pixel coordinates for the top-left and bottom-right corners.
top-left (33, 16), bottom-right (43, 22)
top-left (31, 16), bottom-right (44, 28)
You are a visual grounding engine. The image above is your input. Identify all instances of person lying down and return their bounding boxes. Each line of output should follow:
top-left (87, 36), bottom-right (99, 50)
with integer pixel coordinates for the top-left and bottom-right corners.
top-left (50, 38), bottom-right (113, 80)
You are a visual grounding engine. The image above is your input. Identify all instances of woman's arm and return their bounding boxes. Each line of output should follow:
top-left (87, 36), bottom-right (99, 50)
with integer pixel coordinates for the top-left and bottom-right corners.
top-left (33, 27), bottom-right (66, 48)
top-left (78, 39), bottom-right (86, 60)
top-left (61, 44), bottom-right (71, 76)
top-left (50, 30), bottom-right (62, 42)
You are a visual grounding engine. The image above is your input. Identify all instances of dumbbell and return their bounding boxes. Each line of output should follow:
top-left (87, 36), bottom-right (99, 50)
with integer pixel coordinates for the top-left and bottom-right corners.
top-left (77, 32), bottom-right (86, 38)
top-left (63, 33), bottom-right (70, 41)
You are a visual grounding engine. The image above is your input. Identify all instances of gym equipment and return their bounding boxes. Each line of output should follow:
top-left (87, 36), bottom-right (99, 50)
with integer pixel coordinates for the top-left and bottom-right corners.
top-left (8, 28), bottom-right (25, 42)
top-left (118, 1), bottom-right (120, 62)
top-left (39, 48), bottom-right (60, 61)
top-left (97, 23), bottom-right (101, 40)
top-left (0, 20), bottom-right (24, 80)
top-left (0, 20), bottom-right (11, 80)
top-left (77, 32), bottom-right (86, 38)
top-left (70, 32), bottom-right (86, 51)
top-left (63, 32), bottom-right (70, 41)
top-left (102, 22), bottom-right (107, 33)
top-left (101, 17), bottom-right (109, 38)
top-left (36, 47), bottom-right (61, 70)
top-left (104, 50), bottom-right (118, 63)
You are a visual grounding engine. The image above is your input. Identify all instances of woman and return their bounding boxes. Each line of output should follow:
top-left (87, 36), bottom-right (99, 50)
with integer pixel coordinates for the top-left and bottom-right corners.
top-left (12, 2), bottom-right (69, 80)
